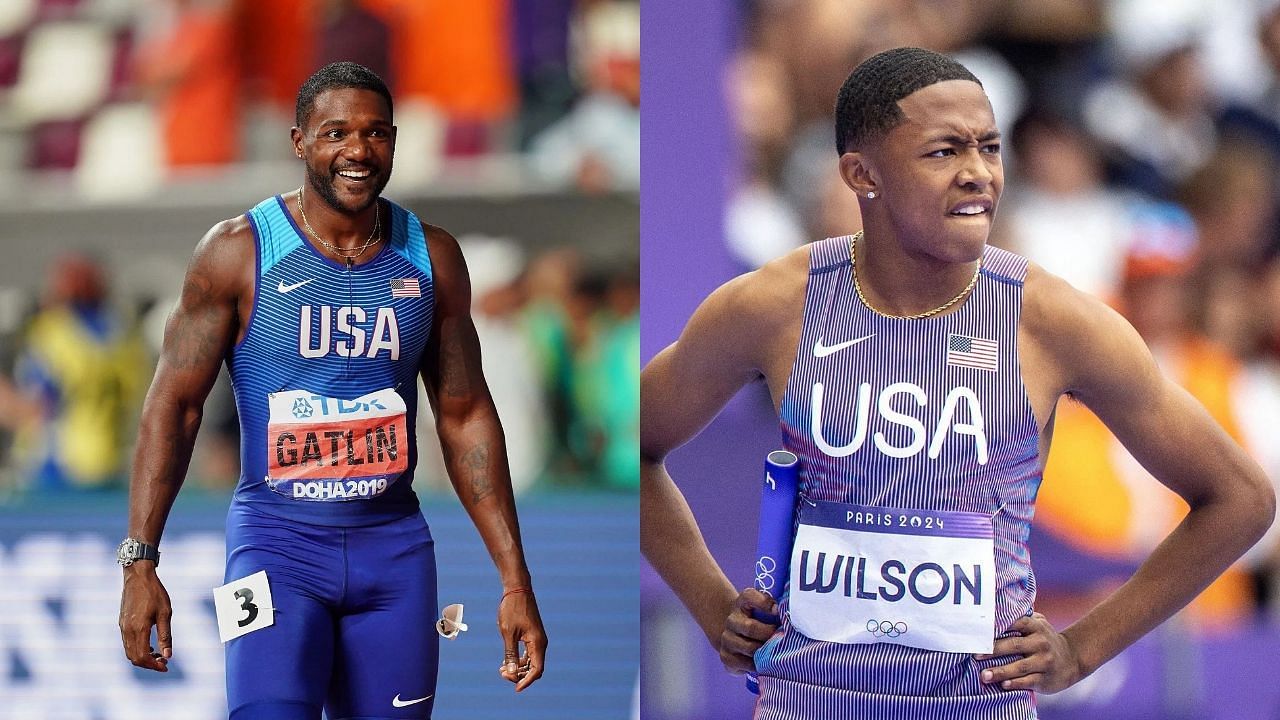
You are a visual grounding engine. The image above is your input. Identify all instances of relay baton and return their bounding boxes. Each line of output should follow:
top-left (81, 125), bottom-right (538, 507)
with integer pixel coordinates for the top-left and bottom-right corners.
top-left (745, 449), bottom-right (800, 695)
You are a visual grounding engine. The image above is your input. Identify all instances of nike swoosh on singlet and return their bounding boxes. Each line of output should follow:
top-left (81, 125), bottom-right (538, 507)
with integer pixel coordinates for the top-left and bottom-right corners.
top-left (812, 333), bottom-right (876, 358)
top-left (392, 694), bottom-right (433, 707)
top-left (277, 278), bottom-right (315, 293)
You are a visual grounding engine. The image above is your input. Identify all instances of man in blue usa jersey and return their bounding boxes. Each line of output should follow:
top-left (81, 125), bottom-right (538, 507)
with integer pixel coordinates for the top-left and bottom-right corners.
top-left (641, 47), bottom-right (1274, 718)
top-left (117, 62), bottom-right (546, 719)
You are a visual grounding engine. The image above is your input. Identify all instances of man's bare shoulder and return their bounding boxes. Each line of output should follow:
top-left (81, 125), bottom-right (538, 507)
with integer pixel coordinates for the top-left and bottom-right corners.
top-left (419, 221), bottom-right (458, 247)
top-left (659, 244), bottom-right (811, 383)
top-left (1021, 261), bottom-right (1147, 398)
top-left (417, 221), bottom-right (464, 269)
top-left (711, 243), bottom-right (811, 332)
top-left (1021, 261), bottom-right (1120, 343)
top-left (202, 213), bottom-right (254, 248)
top-left (187, 215), bottom-right (256, 300)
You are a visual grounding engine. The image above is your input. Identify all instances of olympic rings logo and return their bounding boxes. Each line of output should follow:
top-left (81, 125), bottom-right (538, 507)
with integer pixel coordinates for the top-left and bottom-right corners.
top-left (755, 556), bottom-right (777, 591)
top-left (865, 619), bottom-right (908, 638)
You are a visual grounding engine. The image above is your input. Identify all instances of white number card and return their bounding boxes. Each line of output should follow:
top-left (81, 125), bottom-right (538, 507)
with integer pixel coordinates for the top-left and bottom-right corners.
top-left (213, 570), bottom-right (275, 643)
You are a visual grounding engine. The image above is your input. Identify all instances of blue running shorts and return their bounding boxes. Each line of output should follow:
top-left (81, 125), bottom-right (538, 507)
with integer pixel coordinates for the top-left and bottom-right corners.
top-left (223, 502), bottom-right (439, 720)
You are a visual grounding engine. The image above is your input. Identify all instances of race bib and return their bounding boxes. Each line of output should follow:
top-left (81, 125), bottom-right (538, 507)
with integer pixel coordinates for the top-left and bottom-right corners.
top-left (265, 388), bottom-right (409, 501)
top-left (788, 499), bottom-right (995, 654)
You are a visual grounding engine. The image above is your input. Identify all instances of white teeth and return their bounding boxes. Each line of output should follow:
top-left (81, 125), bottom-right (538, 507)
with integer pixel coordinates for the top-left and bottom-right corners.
top-left (953, 206), bottom-right (985, 215)
top-left (338, 170), bottom-right (370, 179)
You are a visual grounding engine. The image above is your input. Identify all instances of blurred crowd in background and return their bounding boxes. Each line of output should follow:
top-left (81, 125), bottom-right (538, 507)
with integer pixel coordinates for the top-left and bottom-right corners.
top-left (726, 0), bottom-right (1280, 628)
top-left (0, 0), bottom-right (639, 501)
top-left (0, 242), bottom-right (638, 498)
top-left (0, 0), bottom-right (639, 196)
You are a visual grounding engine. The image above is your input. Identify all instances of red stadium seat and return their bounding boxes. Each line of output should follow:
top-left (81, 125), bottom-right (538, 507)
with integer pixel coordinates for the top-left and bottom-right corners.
top-left (35, 0), bottom-right (83, 23)
top-left (104, 28), bottom-right (131, 101)
top-left (27, 118), bottom-right (84, 169)
top-left (0, 34), bottom-right (23, 88)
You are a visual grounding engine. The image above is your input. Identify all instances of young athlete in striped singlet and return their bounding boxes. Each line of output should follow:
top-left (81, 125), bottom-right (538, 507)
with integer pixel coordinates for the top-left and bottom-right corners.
top-left (117, 62), bottom-right (546, 719)
top-left (641, 47), bottom-right (1275, 719)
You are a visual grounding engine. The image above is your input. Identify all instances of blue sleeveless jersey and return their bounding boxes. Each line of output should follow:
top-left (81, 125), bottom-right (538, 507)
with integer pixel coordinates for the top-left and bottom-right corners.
top-left (757, 237), bottom-right (1041, 719)
top-left (229, 195), bottom-right (435, 527)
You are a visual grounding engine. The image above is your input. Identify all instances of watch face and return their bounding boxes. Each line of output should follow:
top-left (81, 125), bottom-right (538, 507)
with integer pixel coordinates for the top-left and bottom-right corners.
top-left (117, 539), bottom-right (139, 565)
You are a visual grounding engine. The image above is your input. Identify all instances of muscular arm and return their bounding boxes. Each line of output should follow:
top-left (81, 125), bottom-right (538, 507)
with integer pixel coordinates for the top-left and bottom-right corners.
top-left (641, 254), bottom-right (801, 647)
top-left (1006, 267), bottom-right (1276, 688)
top-left (120, 219), bottom-right (249, 670)
top-left (419, 227), bottom-right (545, 690)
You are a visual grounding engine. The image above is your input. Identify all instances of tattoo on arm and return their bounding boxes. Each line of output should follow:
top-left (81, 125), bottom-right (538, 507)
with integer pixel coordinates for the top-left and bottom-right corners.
top-left (461, 442), bottom-right (492, 503)
top-left (168, 270), bottom-right (232, 370)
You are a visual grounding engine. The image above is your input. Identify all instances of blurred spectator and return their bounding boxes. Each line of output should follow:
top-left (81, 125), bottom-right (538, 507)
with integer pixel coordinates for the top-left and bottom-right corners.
top-left (133, 0), bottom-right (240, 168)
top-left (512, 0), bottom-right (577, 150)
top-left (1216, 1), bottom-right (1280, 153)
top-left (517, 249), bottom-right (637, 488)
top-left (1084, 4), bottom-right (1216, 198)
top-left (566, 263), bottom-right (637, 490)
top-left (523, 249), bottom-right (580, 476)
top-left (529, 0), bottom-right (639, 191)
top-left (724, 49), bottom-right (807, 267)
top-left (752, 0), bottom-right (880, 128)
top-left (997, 109), bottom-right (1135, 300)
top-left (1177, 137), bottom-right (1280, 271)
top-left (11, 253), bottom-right (147, 491)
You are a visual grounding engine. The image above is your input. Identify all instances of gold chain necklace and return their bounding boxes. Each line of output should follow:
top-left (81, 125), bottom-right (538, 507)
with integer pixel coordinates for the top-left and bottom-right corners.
top-left (849, 230), bottom-right (981, 319)
top-left (297, 185), bottom-right (380, 263)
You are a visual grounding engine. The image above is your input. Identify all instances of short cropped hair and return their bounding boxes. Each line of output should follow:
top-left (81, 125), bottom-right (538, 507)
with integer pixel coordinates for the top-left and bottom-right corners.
top-left (295, 62), bottom-right (393, 128)
top-left (834, 47), bottom-right (981, 154)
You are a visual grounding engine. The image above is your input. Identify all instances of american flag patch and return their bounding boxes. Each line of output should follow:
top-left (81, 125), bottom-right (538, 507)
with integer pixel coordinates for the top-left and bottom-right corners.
top-left (946, 334), bottom-right (998, 372)
top-left (390, 278), bottom-right (420, 298)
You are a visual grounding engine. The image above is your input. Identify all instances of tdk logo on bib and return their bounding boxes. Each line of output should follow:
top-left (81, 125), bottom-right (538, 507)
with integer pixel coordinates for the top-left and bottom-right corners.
top-left (290, 396), bottom-right (388, 419)
top-left (788, 499), bottom-right (996, 654)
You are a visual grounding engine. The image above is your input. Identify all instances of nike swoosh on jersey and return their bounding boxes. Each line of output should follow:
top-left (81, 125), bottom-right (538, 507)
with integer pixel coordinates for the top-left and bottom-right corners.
top-left (812, 333), bottom-right (876, 358)
top-left (392, 694), bottom-right (433, 707)
top-left (277, 278), bottom-right (315, 293)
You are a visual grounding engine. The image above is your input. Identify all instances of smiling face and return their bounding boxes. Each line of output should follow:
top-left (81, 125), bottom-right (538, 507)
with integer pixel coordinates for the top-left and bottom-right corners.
top-left (292, 87), bottom-right (396, 214)
top-left (844, 79), bottom-right (1003, 264)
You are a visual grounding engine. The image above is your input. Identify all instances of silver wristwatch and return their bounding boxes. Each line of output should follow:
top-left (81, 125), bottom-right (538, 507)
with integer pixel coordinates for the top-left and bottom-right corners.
top-left (116, 538), bottom-right (160, 567)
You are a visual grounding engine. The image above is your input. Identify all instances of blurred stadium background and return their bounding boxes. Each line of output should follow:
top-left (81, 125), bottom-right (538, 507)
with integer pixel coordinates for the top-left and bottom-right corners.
top-left (643, 1), bottom-right (1280, 719)
top-left (0, 0), bottom-right (637, 718)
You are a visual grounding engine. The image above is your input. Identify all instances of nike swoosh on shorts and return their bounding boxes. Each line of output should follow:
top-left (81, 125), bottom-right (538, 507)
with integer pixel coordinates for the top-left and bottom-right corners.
top-left (812, 333), bottom-right (875, 358)
top-left (392, 694), bottom-right (433, 707)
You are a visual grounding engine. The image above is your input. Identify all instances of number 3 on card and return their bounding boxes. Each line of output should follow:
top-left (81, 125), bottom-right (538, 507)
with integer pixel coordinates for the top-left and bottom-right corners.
top-left (213, 570), bottom-right (275, 642)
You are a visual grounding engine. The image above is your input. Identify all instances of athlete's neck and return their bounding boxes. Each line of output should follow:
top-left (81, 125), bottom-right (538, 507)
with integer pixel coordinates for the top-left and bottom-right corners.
top-left (296, 186), bottom-right (381, 252)
top-left (854, 229), bottom-right (982, 317)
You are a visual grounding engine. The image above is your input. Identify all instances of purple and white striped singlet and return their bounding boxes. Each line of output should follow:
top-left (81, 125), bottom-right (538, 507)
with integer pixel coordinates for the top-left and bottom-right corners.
top-left (757, 236), bottom-right (1042, 719)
